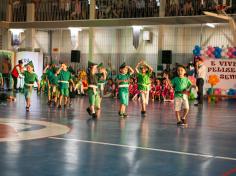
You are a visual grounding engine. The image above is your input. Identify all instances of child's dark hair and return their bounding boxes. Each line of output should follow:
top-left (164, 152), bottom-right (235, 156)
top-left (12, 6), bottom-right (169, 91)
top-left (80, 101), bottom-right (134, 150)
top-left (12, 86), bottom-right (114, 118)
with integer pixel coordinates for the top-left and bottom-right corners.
top-left (177, 65), bottom-right (186, 71)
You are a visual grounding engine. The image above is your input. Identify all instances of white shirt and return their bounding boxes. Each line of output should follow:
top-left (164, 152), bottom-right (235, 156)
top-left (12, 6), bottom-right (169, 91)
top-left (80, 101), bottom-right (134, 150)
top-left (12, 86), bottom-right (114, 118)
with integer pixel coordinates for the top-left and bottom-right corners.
top-left (197, 63), bottom-right (207, 80)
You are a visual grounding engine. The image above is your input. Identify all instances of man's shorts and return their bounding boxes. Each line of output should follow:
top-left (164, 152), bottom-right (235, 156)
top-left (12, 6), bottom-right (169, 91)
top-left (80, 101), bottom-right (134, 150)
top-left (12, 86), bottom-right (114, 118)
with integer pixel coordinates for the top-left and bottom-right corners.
top-left (174, 94), bottom-right (189, 111)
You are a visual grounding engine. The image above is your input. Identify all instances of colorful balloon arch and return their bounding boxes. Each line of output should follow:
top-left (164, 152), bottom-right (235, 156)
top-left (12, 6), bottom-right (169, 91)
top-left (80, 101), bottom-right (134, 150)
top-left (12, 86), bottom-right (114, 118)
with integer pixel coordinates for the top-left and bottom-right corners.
top-left (193, 45), bottom-right (236, 59)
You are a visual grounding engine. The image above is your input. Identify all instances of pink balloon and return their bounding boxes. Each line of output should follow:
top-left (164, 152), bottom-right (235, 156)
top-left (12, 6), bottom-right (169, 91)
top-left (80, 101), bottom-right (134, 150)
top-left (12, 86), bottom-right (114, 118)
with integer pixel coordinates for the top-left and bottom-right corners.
top-left (228, 47), bottom-right (233, 52)
top-left (214, 88), bottom-right (222, 95)
top-left (207, 50), bottom-right (211, 55)
top-left (207, 46), bottom-right (212, 49)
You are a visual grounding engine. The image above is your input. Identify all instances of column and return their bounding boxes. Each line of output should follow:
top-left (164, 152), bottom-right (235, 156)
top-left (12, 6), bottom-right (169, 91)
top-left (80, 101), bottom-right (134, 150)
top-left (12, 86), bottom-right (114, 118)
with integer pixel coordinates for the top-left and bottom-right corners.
top-left (88, 0), bottom-right (96, 61)
top-left (116, 29), bottom-right (121, 71)
top-left (159, 0), bottom-right (166, 17)
top-left (2, 4), bottom-right (12, 50)
top-left (158, 26), bottom-right (164, 65)
top-left (158, 0), bottom-right (166, 65)
top-left (6, 4), bottom-right (12, 22)
top-left (89, 0), bottom-right (96, 20)
top-left (25, 3), bottom-right (36, 50)
top-left (2, 29), bottom-right (11, 50)
top-left (88, 28), bottom-right (94, 61)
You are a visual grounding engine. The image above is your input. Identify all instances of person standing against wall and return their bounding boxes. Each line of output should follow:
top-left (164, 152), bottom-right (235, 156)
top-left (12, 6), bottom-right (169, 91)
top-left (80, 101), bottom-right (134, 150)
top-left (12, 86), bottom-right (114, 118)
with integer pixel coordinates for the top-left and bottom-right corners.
top-left (194, 57), bottom-right (207, 106)
top-left (2, 58), bottom-right (12, 91)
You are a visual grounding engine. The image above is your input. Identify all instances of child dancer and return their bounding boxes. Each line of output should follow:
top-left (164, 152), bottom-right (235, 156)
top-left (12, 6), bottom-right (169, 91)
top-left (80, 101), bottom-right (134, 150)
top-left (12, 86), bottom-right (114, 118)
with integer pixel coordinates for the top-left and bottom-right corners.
top-left (49, 67), bottom-right (60, 106)
top-left (44, 64), bottom-right (52, 104)
top-left (97, 63), bottom-right (107, 98)
top-left (86, 61), bottom-right (107, 118)
top-left (135, 60), bottom-right (153, 115)
top-left (40, 73), bottom-right (47, 94)
top-left (104, 78), bottom-right (115, 97)
top-left (117, 63), bottom-right (134, 117)
top-left (155, 79), bottom-right (162, 101)
top-left (129, 77), bottom-right (135, 98)
top-left (0, 72), bottom-right (3, 90)
top-left (168, 65), bottom-right (196, 127)
top-left (162, 79), bottom-right (174, 101)
top-left (44, 63), bottom-right (58, 105)
top-left (56, 63), bottom-right (74, 109)
top-left (131, 78), bottom-right (140, 101)
top-left (22, 61), bottom-right (40, 111)
top-left (150, 78), bottom-right (156, 101)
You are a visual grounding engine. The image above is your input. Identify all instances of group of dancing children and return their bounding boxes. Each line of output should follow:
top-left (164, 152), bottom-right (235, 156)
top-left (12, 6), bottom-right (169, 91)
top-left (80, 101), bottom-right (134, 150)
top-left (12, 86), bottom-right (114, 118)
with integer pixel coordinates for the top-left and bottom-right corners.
top-left (86, 60), bottom-right (197, 127)
top-left (20, 59), bottom-right (196, 127)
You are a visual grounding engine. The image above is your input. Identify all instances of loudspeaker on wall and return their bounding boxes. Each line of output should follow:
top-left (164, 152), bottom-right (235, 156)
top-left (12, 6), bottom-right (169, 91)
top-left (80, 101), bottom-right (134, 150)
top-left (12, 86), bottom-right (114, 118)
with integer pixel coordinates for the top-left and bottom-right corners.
top-left (71, 50), bottom-right (80, 63)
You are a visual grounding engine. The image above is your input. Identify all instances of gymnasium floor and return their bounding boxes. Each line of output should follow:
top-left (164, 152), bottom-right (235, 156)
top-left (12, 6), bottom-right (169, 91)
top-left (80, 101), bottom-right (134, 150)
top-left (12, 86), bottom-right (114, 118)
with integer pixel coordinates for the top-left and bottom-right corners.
top-left (0, 91), bottom-right (236, 176)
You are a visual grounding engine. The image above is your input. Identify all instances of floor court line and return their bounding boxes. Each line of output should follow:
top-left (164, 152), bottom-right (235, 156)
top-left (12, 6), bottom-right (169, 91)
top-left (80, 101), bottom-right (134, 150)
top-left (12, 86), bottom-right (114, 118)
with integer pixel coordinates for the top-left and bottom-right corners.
top-left (49, 137), bottom-right (236, 161)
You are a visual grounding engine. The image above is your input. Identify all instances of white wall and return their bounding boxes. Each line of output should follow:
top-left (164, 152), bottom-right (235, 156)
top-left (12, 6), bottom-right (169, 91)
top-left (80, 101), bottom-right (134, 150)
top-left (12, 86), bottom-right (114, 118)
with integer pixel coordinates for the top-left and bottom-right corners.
top-left (33, 24), bottom-right (233, 71)
top-left (161, 24), bottom-right (232, 65)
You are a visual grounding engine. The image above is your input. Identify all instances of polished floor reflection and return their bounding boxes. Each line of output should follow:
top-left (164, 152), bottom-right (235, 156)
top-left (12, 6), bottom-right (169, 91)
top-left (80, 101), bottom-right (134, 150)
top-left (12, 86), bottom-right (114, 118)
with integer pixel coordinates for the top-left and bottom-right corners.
top-left (0, 92), bottom-right (236, 176)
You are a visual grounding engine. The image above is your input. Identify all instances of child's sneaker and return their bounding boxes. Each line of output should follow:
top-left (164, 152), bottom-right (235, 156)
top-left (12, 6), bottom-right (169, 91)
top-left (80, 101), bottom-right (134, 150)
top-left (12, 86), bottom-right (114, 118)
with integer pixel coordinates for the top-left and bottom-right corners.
top-left (118, 112), bottom-right (124, 117)
top-left (123, 113), bottom-right (128, 118)
top-left (177, 121), bottom-right (183, 126)
top-left (87, 107), bottom-right (92, 115)
top-left (141, 111), bottom-right (146, 115)
top-left (181, 119), bottom-right (188, 127)
top-left (92, 113), bottom-right (97, 118)
top-left (26, 106), bottom-right (30, 112)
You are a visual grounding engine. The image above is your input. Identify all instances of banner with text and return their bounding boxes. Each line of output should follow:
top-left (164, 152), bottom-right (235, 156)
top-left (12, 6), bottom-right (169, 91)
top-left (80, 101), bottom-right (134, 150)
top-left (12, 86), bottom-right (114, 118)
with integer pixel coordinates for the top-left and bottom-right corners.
top-left (205, 59), bottom-right (236, 89)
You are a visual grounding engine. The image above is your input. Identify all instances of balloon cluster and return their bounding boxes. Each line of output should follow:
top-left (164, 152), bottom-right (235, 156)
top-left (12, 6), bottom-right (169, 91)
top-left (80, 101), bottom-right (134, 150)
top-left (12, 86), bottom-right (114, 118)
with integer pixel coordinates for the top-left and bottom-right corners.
top-left (214, 88), bottom-right (221, 95)
top-left (213, 47), bottom-right (222, 59)
top-left (193, 45), bottom-right (236, 59)
top-left (227, 89), bottom-right (236, 96)
top-left (205, 46), bottom-right (215, 58)
top-left (193, 45), bottom-right (201, 56)
top-left (207, 88), bottom-right (221, 96)
top-left (222, 47), bottom-right (236, 59)
top-left (208, 74), bottom-right (220, 87)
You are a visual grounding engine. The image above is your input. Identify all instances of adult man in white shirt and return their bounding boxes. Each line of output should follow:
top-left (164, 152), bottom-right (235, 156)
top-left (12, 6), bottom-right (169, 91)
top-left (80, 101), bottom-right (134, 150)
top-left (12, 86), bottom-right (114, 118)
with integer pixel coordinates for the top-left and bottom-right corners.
top-left (195, 57), bottom-right (207, 106)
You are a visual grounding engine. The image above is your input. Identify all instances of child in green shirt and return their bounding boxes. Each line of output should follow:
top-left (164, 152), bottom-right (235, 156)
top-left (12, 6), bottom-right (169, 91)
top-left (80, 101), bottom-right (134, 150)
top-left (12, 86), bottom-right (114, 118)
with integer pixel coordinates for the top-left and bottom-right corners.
top-left (23, 61), bottom-right (40, 111)
top-left (86, 61), bottom-right (107, 118)
top-left (169, 65), bottom-right (197, 127)
top-left (135, 60), bottom-right (153, 116)
top-left (117, 63), bottom-right (134, 117)
top-left (56, 63), bottom-right (74, 109)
